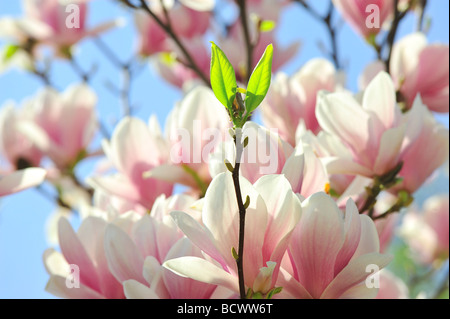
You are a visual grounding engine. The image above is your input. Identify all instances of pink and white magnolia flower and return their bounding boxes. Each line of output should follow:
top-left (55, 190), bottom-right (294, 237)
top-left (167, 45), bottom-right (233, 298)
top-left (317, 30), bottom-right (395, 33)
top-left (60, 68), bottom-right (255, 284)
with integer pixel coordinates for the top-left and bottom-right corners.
top-left (391, 102), bottom-right (449, 194)
top-left (170, 4), bottom-right (211, 39)
top-left (376, 269), bottom-right (409, 299)
top-left (398, 195), bottom-right (449, 265)
top-left (134, 10), bottom-right (170, 56)
top-left (44, 216), bottom-right (125, 299)
top-left (103, 194), bottom-right (217, 299)
top-left (22, 0), bottom-right (118, 54)
top-left (332, 0), bottom-right (394, 39)
top-left (164, 173), bottom-right (302, 298)
top-left (246, 0), bottom-right (289, 22)
top-left (0, 16), bottom-right (51, 66)
top-left (0, 168), bottom-right (46, 197)
top-left (316, 71), bottom-right (423, 178)
top-left (0, 101), bottom-right (43, 170)
top-left (297, 129), bottom-right (360, 196)
top-left (135, 1), bottom-right (210, 57)
top-left (151, 36), bottom-right (211, 89)
top-left (282, 142), bottom-right (329, 198)
top-left (209, 121), bottom-right (293, 184)
top-left (18, 84), bottom-right (98, 170)
top-left (261, 58), bottom-right (340, 145)
top-left (145, 86), bottom-right (230, 191)
top-left (360, 33), bottom-right (449, 113)
top-left (280, 192), bottom-right (393, 299)
top-left (390, 33), bottom-right (449, 113)
top-left (88, 116), bottom-right (173, 210)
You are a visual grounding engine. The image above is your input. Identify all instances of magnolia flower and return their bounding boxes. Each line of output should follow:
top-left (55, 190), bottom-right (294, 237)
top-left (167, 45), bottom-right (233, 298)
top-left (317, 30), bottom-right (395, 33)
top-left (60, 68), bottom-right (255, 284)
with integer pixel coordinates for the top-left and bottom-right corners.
top-left (22, 0), bottom-right (118, 55)
top-left (391, 33), bottom-right (449, 113)
top-left (44, 217), bottom-right (125, 299)
top-left (135, 1), bottom-right (210, 57)
top-left (0, 17), bottom-right (50, 70)
top-left (297, 129), bottom-right (360, 196)
top-left (246, 0), bottom-right (288, 22)
top-left (332, 0), bottom-right (394, 39)
top-left (376, 269), bottom-right (409, 299)
top-left (209, 121), bottom-right (293, 184)
top-left (88, 116), bottom-right (173, 210)
top-left (360, 33), bottom-right (450, 113)
top-left (0, 168), bottom-right (46, 197)
top-left (102, 195), bottom-right (217, 299)
top-left (145, 86), bottom-right (230, 191)
top-left (18, 84), bottom-right (98, 170)
top-left (391, 103), bottom-right (449, 194)
top-left (134, 10), bottom-right (170, 56)
top-left (170, 4), bottom-right (211, 39)
top-left (316, 71), bottom-right (423, 178)
top-left (261, 58), bottom-right (341, 145)
top-left (164, 173), bottom-right (302, 298)
top-left (280, 192), bottom-right (392, 299)
top-left (398, 195), bottom-right (449, 265)
top-left (152, 37), bottom-right (211, 89)
top-left (0, 101), bottom-right (43, 170)
top-left (282, 142), bottom-right (329, 198)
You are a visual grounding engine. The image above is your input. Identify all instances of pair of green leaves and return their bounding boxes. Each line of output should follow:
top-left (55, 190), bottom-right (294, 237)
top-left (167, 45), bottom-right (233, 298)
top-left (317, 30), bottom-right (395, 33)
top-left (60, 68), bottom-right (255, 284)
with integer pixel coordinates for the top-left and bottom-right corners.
top-left (210, 41), bottom-right (273, 127)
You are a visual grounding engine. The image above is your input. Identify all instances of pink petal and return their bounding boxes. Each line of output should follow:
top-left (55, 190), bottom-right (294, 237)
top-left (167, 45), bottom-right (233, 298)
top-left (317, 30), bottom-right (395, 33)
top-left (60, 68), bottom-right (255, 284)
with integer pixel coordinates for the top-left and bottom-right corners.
top-left (320, 252), bottom-right (392, 299)
top-left (289, 192), bottom-right (345, 298)
top-left (58, 217), bottom-right (101, 293)
top-left (104, 224), bottom-right (146, 285)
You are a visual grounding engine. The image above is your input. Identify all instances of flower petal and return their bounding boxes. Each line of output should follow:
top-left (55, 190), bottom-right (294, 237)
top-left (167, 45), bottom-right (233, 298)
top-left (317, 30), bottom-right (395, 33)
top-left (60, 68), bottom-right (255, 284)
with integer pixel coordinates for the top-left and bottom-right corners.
top-left (289, 192), bottom-right (345, 298)
top-left (0, 168), bottom-right (46, 196)
top-left (320, 252), bottom-right (392, 299)
top-left (163, 257), bottom-right (238, 293)
top-left (104, 224), bottom-right (145, 285)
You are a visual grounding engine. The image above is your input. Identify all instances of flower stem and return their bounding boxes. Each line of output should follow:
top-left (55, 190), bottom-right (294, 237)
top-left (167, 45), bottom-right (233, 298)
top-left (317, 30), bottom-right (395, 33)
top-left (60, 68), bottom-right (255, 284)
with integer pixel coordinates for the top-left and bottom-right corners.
top-left (231, 128), bottom-right (247, 299)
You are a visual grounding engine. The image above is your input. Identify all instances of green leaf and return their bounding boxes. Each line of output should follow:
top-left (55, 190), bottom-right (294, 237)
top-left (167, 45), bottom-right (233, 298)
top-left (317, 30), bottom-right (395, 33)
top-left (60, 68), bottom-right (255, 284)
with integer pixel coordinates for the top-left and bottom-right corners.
top-left (3, 44), bottom-right (19, 62)
top-left (210, 42), bottom-right (237, 111)
top-left (259, 20), bottom-right (276, 33)
top-left (245, 43), bottom-right (273, 113)
top-left (231, 247), bottom-right (239, 260)
top-left (266, 286), bottom-right (283, 299)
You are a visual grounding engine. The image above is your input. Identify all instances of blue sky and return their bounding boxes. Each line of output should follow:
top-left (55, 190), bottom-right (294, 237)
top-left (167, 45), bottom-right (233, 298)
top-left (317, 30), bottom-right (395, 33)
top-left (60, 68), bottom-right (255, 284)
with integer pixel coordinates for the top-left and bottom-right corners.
top-left (0, 0), bottom-right (448, 298)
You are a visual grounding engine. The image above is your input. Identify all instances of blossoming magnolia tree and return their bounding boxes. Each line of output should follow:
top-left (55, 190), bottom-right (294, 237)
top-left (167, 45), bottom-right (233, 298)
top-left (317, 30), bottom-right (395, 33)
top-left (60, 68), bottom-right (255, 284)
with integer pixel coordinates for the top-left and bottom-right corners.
top-left (0, 0), bottom-right (448, 299)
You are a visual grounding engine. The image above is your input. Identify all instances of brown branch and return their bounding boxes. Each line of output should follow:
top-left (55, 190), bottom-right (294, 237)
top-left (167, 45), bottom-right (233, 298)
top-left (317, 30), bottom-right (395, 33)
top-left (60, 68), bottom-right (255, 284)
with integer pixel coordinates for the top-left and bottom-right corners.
top-left (293, 0), bottom-right (341, 69)
top-left (138, 0), bottom-right (210, 86)
top-left (384, 0), bottom-right (409, 72)
top-left (231, 129), bottom-right (247, 299)
top-left (236, 0), bottom-right (254, 83)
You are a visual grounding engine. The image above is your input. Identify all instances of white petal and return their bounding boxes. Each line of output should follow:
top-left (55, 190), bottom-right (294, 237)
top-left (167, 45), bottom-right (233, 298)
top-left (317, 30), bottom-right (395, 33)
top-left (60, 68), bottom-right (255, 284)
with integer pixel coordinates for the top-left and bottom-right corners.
top-left (163, 257), bottom-right (238, 292)
top-left (123, 279), bottom-right (160, 299)
top-left (0, 168), bottom-right (46, 196)
top-left (362, 71), bottom-right (400, 128)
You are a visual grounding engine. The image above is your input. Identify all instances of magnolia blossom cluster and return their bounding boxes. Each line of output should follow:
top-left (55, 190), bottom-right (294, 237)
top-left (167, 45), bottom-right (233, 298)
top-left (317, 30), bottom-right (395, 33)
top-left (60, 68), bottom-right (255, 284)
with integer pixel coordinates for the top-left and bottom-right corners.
top-left (0, 0), bottom-right (449, 299)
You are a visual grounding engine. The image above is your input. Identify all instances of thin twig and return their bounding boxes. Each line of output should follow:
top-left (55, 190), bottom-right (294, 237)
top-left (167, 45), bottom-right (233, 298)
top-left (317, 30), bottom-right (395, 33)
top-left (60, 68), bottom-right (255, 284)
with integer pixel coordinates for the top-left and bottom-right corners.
top-left (35, 185), bottom-right (73, 212)
top-left (232, 129), bottom-right (247, 299)
top-left (416, 0), bottom-right (428, 32)
top-left (93, 36), bottom-right (135, 116)
top-left (385, 0), bottom-right (409, 72)
top-left (138, 0), bottom-right (210, 86)
top-left (236, 0), bottom-right (254, 83)
top-left (69, 57), bottom-right (89, 83)
top-left (293, 0), bottom-right (341, 69)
